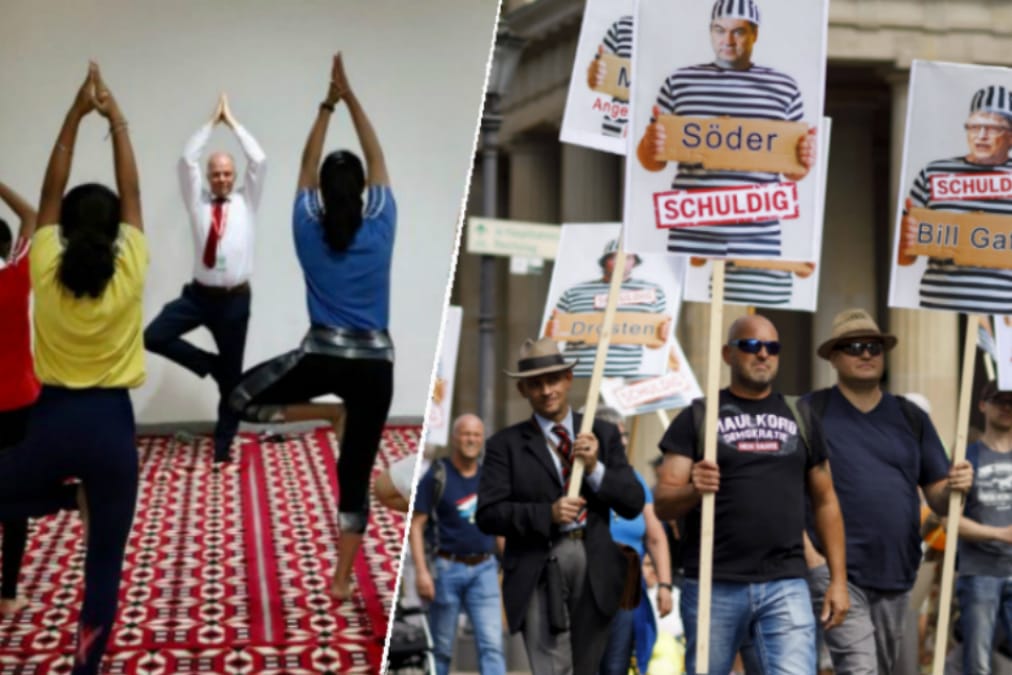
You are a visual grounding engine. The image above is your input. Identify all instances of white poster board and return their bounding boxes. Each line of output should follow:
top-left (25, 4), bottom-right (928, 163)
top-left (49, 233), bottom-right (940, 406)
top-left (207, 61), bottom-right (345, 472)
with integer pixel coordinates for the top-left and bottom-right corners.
top-left (539, 223), bottom-right (684, 379)
top-left (889, 61), bottom-right (1012, 315)
top-left (623, 0), bottom-right (829, 262)
top-left (683, 118), bottom-right (831, 311)
top-left (599, 337), bottom-right (702, 416)
top-left (559, 0), bottom-right (635, 155)
top-left (425, 305), bottom-right (463, 447)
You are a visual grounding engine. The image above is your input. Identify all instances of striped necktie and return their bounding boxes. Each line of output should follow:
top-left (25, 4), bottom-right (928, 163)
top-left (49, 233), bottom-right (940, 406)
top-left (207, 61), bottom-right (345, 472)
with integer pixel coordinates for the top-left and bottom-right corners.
top-left (552, 424), bottom-right (586, 525)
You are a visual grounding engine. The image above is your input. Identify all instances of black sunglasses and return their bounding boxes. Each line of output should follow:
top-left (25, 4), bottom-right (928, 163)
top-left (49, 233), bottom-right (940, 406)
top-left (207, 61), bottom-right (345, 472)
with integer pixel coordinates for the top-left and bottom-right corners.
top-left (728, 339), bottom-right (781, 355)
top-left (834, 341), bottom-right (884, 357)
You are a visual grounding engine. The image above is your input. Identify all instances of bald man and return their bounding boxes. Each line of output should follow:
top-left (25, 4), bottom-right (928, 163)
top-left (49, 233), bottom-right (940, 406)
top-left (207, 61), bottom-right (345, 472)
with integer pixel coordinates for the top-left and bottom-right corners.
top-left (145, 93), bottom-right (266, 462)
top-left (410, 413), bottom-right (506, 675)
top-left (654, 314), bottom-right (848, 674)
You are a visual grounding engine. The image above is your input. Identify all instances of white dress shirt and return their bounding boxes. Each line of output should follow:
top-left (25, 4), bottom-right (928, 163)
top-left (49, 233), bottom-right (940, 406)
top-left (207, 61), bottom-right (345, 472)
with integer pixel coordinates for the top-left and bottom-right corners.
top-left (533, 409), bottom-right (606, 491)
top-left (179, 122), bottom-right (266, 287)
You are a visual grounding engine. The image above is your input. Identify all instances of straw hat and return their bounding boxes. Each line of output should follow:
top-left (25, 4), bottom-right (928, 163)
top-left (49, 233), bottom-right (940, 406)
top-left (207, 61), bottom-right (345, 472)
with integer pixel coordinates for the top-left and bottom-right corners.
top-left (816, 308), bottom-right (897, 360)
top-left (503, 337), bottom-right (577, 378)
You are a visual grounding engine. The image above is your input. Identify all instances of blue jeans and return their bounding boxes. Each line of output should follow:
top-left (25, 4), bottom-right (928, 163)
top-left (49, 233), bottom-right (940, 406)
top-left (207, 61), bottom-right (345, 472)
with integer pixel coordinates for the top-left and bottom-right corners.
top-left (681, 577), bottom-right (815, 675)
top-left (957, 574), bottom-right (1012, 674)
top-left (599, 607), bottom-right (636, 675)
top-left (428, 555), bottom-right (506, 675)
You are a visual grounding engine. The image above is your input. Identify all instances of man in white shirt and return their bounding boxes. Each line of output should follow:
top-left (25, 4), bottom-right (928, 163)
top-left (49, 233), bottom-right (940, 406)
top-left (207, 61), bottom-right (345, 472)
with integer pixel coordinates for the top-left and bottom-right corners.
top-left (145, 93), bottom-right (266, 463)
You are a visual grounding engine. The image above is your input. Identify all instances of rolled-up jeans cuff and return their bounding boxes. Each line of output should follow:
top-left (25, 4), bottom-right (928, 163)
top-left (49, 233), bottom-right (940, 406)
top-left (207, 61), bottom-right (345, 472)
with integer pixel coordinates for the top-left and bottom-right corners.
top-left (339, 511), bottom-right (368, 534)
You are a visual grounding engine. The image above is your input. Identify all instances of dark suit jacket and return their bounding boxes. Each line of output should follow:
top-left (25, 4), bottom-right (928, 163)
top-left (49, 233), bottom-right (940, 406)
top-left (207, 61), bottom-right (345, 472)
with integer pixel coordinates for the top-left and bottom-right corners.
top-left (476, 412), bottom-right (645, 634)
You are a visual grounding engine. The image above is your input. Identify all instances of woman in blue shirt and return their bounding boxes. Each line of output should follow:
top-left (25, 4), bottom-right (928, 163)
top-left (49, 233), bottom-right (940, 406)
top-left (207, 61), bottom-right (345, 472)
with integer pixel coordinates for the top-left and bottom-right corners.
top-left (231, 53), bottom-right (395, 600)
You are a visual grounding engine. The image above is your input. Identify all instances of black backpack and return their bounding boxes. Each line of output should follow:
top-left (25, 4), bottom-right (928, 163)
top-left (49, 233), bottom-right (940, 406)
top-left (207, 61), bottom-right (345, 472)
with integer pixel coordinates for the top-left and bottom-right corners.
top-left (422, 459), bottom-right (448, 567)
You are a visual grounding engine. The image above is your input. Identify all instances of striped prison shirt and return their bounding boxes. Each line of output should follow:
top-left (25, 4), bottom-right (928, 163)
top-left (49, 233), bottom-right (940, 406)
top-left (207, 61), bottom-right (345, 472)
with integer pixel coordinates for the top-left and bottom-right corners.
top-left (600, 15), bottom-right (633, 138)
top-left (554, 277), bottom-right (667, 377)
top-left (654, 63), bottom-right (804, 258)
top-left (909, 156), bottom-right (1012, 314)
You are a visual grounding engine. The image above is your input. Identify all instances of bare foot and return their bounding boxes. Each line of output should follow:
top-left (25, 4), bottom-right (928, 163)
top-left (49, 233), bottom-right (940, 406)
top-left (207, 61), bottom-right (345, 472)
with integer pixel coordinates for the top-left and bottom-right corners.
top-left (330, 576), bottom-right (353, 601)
top-left (0, 597), bottom-right (27, 615)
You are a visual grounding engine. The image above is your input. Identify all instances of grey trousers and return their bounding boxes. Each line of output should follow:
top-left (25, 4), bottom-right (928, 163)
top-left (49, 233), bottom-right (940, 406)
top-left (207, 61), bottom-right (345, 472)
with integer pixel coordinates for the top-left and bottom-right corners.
top-left (807, 564), bottom-right (911, 675)
top-left (521, 537), bottom-right (612, 675)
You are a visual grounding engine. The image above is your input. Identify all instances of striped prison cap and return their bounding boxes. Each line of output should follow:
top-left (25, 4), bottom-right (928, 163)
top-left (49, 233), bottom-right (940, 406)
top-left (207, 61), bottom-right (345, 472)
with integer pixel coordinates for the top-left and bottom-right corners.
top-left (711, 0), bottom-right (761, 26)
top-left (969, 85), bottom-right (1012, 122)
top-left (598, 239), bottom-right (642, 268)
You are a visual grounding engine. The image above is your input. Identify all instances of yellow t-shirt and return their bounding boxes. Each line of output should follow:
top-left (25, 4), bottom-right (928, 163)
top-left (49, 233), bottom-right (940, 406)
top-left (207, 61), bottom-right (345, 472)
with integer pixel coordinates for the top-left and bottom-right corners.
top-left (31, 225), bottom-right (149, 389)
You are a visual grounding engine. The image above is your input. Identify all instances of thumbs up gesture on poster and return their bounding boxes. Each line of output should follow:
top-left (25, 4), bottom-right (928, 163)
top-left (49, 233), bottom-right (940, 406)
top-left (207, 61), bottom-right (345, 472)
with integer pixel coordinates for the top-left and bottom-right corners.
top-left (898, 197), bottom-right (918, 266)
top-left (637, 105), bottom-right (667, 172)
top-left (587, 46), bottom-right (607, 90)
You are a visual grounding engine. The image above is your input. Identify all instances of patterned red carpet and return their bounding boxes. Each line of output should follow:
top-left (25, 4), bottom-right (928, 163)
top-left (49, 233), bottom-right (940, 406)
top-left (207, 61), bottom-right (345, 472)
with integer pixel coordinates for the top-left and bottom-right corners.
top-left (0, 425), bottom-right (415, 673)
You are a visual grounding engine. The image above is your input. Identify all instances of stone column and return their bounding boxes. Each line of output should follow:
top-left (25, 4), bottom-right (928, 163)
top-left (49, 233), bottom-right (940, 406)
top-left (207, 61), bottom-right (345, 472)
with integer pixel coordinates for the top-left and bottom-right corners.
top-left (885, 71), bottom-right (959, 446)
top-left (560, 143), bottom-right (621, 222)
top-left (502, 134), bottom-right (561, 425)
top-left (811, 106), bottom-right (881, 389)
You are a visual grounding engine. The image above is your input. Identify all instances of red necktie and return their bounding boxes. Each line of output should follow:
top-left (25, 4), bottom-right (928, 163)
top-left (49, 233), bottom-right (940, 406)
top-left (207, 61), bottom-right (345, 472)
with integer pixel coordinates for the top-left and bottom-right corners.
top-left (202, 199), bottom-right (226, 268)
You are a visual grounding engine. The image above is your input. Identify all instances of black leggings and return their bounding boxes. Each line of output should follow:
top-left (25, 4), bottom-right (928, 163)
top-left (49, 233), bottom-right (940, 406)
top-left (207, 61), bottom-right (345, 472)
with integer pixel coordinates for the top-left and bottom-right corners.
top-left (234, 352), bottom-right (394, 528)
top-left (0, 405), bottom-right (32, 600)
top-left (0, 387), bottom-right (138, 675)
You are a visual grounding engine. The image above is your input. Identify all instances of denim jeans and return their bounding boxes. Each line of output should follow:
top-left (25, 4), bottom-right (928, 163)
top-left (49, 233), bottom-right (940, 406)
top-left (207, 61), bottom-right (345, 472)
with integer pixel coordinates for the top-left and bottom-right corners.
top-left (681, 577), bottom-right (815, 675)
top-left (957, 574), bottom-right (1012, 674)
top-left (599, 607), bottom-right (635, 675)
top-left (428, 555), bottom-right (506, 675)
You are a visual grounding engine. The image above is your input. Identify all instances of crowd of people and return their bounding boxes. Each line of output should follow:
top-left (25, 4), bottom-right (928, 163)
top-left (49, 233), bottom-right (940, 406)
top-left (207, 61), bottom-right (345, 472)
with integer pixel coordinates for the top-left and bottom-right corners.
top-left (405, 308), bottom-right (1010, 674)
top-left (0, 52), bottom-right (398, 674)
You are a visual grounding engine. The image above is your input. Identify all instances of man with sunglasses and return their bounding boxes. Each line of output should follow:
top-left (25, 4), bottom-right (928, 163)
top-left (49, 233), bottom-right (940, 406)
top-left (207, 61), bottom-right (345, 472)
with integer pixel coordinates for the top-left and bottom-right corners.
top-left (803, 308), bottom-right (973, 675)
top-left (654, 314), bottom-right (848, 674)
top-left (955, 381), bottom-right (1012, 674)
top-left (898, 85), bottom-right (1012, 313)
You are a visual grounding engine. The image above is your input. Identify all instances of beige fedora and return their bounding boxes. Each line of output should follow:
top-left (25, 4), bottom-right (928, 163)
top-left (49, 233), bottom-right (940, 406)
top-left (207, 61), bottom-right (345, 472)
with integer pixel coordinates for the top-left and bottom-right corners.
top-left (503, 337), bottom-right (577, 378)
top-left (817, 308), bottom-right (897, 360)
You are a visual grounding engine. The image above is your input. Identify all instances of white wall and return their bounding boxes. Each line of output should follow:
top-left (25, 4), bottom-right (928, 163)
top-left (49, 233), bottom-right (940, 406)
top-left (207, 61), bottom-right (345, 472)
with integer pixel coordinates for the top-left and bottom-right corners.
top-left (0, 0), bottom-right (498, 422)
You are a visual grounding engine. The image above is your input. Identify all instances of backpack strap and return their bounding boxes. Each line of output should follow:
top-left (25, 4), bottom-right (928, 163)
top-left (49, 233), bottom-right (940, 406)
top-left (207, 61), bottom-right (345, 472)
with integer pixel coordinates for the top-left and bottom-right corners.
top-left (894, 395), bottom-right (925, 445)
top-left (691, 398), bottom-right (705, 460)
top-left (430, 458), bottom-right (447, 520)
top-left (783, 394), bottom-right (811, 459)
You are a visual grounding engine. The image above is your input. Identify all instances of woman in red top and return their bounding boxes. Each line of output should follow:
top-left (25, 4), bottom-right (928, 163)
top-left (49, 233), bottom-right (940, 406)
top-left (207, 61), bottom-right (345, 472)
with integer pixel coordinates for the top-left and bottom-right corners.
top-left (0, 181), bottom-right (43, 614)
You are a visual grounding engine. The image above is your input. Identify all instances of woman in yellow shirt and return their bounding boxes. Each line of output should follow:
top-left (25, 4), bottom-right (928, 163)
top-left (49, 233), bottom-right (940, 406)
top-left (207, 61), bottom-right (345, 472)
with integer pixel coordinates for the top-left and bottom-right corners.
top-left (0, 64), bottom-right (147, 675)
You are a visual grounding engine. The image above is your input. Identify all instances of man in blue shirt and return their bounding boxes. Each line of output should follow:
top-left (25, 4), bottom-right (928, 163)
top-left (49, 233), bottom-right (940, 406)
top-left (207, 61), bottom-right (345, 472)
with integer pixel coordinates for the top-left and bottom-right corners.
top-left (803, 308), bottom-right (974, 674)
top-left (409, 414), bottom-right (505, 675)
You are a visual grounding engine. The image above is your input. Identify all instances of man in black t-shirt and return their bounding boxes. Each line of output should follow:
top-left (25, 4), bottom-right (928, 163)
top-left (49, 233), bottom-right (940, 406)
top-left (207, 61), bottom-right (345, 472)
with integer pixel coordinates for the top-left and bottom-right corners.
top-left (654, 314), bottom-right (848, 674)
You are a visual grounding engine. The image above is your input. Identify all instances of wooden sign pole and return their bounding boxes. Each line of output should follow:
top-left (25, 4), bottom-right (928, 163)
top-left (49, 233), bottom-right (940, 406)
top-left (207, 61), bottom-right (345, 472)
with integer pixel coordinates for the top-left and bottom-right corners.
top-left (696, 259), bottom-right (726, 674)
top-left (627, 415), bottom-right (641, 460)
top-left (567, 237), bottom-right (629, 496)
top-left (931, 313), bottom-right (978, 675)
top-left (656, 409), bottom-right (671, 429)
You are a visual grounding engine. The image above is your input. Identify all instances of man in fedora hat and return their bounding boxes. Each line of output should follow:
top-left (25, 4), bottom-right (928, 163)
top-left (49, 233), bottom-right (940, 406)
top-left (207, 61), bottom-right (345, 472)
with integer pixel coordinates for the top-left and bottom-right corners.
top-left (546, 238), bottom-right (671, 378)
top-left (476, 337), bottom-right (645, 674)
top-left (802, 308), bottom-right (974, 674)
top-left (654, 313), bottom-right (848, 674)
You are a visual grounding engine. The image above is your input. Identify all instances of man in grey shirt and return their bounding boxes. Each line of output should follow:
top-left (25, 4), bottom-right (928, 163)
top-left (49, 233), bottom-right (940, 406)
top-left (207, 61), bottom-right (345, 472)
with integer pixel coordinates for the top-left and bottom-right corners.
top-left (958, 380), bottom-right (1012, 674)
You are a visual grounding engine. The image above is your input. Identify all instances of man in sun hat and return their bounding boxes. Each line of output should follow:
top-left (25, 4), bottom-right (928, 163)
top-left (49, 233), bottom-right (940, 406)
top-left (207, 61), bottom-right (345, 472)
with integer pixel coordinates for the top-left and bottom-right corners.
top-left (636, 0), bottom-right (817, 308)
top-left (546, 239), bottom-right (670, 378)
top-left (476, 337), bottom-right (644, 674)
top-left (654, 313), bottom-right (848, 674)
top-left (801, 308), bottom-right (974, 674)
top-left (898, 84), bottom-right (1012, 313)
